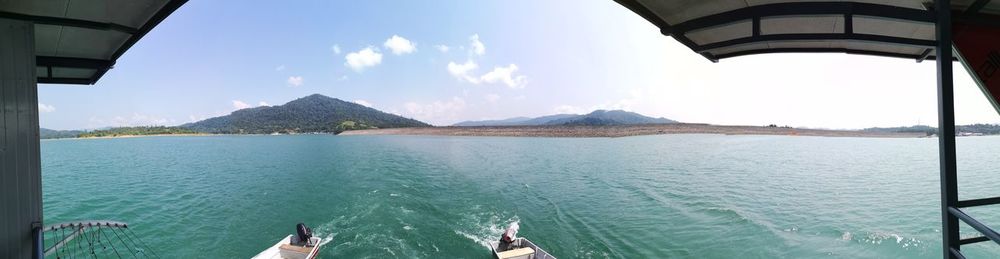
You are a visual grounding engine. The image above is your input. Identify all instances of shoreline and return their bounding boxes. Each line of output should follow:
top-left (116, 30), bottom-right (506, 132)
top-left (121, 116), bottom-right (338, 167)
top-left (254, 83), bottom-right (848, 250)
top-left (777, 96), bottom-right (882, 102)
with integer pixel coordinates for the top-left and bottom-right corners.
top-left (43, 132), bottom-right (339, 140)
top-left (40, 124), bottom-right (934, 140)
top-left (49, 133), bottom-right (217, 140)
top-left (338, 124), bottom-right (929, 138)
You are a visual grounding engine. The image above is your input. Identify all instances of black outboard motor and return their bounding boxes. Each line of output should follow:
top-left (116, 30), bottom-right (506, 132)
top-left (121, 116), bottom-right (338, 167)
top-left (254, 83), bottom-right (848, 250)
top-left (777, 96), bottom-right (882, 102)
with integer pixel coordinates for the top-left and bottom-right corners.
top-left (296, 223), bottom-right (313, 246)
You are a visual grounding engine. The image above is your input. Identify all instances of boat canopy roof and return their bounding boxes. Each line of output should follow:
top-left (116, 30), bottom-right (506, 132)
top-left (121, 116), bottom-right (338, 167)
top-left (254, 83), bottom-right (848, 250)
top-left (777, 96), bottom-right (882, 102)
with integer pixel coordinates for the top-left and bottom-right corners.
top-left (0, 0), bottom-right (185, 84)
top-left (615, 0), bottom-right (1000, 62)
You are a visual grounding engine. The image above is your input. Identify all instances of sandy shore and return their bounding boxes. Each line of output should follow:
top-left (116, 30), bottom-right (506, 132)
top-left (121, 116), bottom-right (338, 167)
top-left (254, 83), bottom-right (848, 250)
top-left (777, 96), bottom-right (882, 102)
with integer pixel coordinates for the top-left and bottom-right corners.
top-left (338, 124), bottom-right (927, 138)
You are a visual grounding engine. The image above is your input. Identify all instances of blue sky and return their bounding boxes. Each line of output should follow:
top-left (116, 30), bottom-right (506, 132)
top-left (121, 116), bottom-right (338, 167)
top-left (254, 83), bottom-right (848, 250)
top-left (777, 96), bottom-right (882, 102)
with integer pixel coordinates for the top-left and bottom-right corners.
top-left (37, 0), bottom-right (1000, 130)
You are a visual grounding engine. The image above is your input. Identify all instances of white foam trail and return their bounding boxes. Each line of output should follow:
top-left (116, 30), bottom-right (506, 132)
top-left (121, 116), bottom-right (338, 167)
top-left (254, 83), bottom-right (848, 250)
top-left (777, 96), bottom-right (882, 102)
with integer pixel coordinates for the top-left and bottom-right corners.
top-left (382, 247), bottom-right (396, 256)
top-left (456, 216), bottom-right (520, 248)
top-left (317, 232), bottom-right (335, 246)
top-left (455, 230), bottom-right (494, 248)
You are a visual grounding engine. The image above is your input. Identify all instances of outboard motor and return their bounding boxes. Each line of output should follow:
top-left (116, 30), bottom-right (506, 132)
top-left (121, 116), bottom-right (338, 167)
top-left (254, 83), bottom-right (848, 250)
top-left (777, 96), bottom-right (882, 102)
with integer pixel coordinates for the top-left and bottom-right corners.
top-left (498, 222), bottom-right (519, 251)
top-left (296, 223), bottom-right (313, 246)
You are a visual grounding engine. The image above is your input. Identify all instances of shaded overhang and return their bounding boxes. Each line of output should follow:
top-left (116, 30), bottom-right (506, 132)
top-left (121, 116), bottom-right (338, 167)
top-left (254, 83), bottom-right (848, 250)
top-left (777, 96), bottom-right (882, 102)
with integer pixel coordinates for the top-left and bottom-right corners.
top-left (0, 0), bottom-right (187, 85)
top-left (615, 0), bottom-right (1000, 62)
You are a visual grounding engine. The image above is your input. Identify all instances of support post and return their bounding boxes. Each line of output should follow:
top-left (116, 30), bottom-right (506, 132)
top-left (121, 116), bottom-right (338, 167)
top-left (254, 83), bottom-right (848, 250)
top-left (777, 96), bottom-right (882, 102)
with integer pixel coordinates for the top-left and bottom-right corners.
top-left (0, 18), bottom-right (42, 259)
top-left (935, 0), bottom-right (961, 258)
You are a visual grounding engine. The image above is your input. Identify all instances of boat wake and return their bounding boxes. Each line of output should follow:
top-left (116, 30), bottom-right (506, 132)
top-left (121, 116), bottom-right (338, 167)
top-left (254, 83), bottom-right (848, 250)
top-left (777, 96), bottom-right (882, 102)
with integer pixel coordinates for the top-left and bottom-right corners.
top-left (316, 232), bottom-right (335, 247)
top-left (849, 231), bottom-right (924, 249)
top-left (454, 210), bottom-right (520, 249)
top-left (312, 216), bottom-right (345, 248)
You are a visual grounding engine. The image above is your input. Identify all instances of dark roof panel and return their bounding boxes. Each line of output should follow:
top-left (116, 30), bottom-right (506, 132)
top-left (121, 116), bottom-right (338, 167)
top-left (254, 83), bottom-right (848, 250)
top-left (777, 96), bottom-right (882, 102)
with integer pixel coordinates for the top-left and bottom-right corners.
top-left (0, 0), bottom-right (186, 84)
top-left (615, 0), bottom-right (993, 62)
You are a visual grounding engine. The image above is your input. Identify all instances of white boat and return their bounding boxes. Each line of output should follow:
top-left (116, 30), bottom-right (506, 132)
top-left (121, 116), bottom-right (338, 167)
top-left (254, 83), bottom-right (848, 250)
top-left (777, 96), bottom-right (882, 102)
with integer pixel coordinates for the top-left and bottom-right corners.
top-left (252, 224), bottom-right (323, 259)
top-left (488, 223), bottom-right (556, 259)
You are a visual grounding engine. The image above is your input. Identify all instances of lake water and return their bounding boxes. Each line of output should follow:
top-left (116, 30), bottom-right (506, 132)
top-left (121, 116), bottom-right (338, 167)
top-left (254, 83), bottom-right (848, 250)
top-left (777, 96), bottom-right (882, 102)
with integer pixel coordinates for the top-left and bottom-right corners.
top-left (41, 134), bottom-right (1000, 258)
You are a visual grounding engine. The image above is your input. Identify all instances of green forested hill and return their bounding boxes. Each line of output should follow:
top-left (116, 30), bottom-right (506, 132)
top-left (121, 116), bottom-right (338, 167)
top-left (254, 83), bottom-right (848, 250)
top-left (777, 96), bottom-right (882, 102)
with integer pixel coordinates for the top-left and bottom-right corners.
top-left (40, 128), bottom-right (83, 139)
top-left (182, 94), bottom-right (428, 134)
top-left (78, 126), bottom-right (198, 138)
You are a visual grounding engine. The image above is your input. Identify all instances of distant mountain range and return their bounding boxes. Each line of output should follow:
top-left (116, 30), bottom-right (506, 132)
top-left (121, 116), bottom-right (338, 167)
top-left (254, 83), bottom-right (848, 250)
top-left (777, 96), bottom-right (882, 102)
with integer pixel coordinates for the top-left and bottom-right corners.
top-left (39, 128), bottom-right (83, 139)
top-left (37, 95), bottom-right (1000, 139)
top-left (183, 94), bottom-right (428, 134)
top-left (40, 105), bottom-right (674, 138)
top-left (453, 110), bottom-right (676, 126)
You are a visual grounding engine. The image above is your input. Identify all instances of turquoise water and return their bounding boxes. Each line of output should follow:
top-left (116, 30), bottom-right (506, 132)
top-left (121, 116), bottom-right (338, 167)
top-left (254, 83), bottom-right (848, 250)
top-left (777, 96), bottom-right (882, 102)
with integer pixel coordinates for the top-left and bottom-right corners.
top-left (41, 134), bottom-right (1000, 258)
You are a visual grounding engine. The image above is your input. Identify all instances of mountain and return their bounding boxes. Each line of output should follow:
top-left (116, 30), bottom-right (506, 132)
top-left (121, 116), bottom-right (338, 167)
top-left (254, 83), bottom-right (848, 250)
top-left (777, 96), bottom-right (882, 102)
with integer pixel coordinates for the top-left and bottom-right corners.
top-left (518, 114), bottom-right (580, 125)
top-left (39, 128), bottom-right (83, 139)
top-left (453, 114), bottom-right (583, 126)
top-left (183, 94), bottom-right (429, 134)
top-left (551, 110), bottom-right (675, 125)
top-left (452, 117), bottom-right (532, 126)
top-left (452, 110), bottom-right (676, 126)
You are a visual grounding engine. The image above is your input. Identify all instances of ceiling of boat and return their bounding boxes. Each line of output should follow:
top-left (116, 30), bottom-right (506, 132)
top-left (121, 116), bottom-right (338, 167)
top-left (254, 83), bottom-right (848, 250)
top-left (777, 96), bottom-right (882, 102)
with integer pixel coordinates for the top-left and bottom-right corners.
top-left (615, 0), bottom-right (1000, 62)
top-left (0, 0), bottom-right (187, 84)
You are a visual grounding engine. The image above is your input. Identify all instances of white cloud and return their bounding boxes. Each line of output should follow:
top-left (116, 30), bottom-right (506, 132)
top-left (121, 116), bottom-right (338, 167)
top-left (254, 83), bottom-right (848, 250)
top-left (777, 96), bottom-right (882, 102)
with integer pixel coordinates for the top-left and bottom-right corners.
top-left (469, 34), bottom-right (485, 56)
top-left (443, 34), bottom-right (526, 88)
top-left (345, 47), bottom-right (383, 72)
top-left (113, 114), bottom-right (171, 126)
top-left (287, 76), bottom-right (304, 87)
top-left (232, 100), bottom-right (252, 110)
top-left (447, 61), bottom-right (527, 88)
top-left (383, 35), bottom-right (417, 55)
top-left (485, 94), bottom-right (500, 104)
top-left (99, 113), bottom-right (173, 127)
top-left (354, 99), bottom-right (373, 108)
top-left (38, 103), bottom-right (55, 113)
top-left (480, 64), bottom-right (527, 88)
top-left (403, 97), bottom-right (466, 125)
top-left (258, 101), bottom-right (270, 107)
top-left (447, 60), bottom-right (480, 83)
top-left (435, 45), bottom-right (450, 53)
top-left (554, 105), bottom-right (584, 114)
top-left (332, 44), bottom-right (341, 55)
top-left (590, 94), bottom-right (638, 112)
top-left (186, 110), bottom-right (229, 123)
top-left (275, 65), bottom-right (285, 71)
top-left (338, 75), bottom-right (349, 81)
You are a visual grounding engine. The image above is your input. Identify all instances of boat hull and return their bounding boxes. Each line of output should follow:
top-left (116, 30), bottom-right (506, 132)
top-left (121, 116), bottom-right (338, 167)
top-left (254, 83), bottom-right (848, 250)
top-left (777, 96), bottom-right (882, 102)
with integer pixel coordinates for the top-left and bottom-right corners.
top-left (251, 235), bottom-right (322, 259)
top-left (489, 237), bottom-right (556, 259)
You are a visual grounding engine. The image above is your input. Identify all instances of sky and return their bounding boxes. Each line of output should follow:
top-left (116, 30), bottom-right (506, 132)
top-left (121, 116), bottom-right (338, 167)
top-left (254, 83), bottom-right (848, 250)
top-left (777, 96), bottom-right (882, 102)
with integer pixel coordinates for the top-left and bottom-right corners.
top-left (37, 0), bottom-right (1000, 130)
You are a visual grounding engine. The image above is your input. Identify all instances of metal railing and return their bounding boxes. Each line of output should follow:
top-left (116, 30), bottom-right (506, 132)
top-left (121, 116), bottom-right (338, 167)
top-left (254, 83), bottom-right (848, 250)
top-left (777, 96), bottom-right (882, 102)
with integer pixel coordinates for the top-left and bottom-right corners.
top-left (35, 220), bottom-right (159, 259)
top-left (946, 201), bottom-right (1000, 259)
